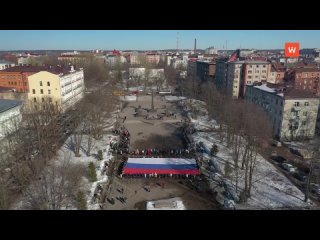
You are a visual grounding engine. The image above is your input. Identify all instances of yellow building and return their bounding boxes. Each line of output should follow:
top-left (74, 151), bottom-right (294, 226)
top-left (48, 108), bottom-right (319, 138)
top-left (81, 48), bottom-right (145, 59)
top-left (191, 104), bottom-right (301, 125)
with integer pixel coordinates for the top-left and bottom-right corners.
top-left (27, 67), bottom-right (84, 111)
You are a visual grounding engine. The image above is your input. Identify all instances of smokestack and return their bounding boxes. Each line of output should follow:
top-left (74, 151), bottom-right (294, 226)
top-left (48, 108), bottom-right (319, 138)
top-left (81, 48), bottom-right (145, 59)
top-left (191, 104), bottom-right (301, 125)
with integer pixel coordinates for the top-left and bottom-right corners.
top-left (194, 38), bottom-right (197, 54)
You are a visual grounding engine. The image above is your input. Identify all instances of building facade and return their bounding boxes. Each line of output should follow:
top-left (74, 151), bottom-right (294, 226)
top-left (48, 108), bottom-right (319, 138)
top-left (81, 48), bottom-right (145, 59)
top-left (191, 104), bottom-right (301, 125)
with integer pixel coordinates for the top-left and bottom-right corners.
top-left (0, 99), bottom-right (22, 138)
top-left (27, 67), bottom-right (84, 112)
top-left (291, 68), bottom-right (320, 96)
top-left (0, 60), bottom-right (16, 70)
top-left (0, 66), bottom-right (54, 93)
top-left (146, 54), bottom-right (160, 65)
top-left (196, 61), bottom-right (216, 81)
top-left (246, 84), bottom-right (319, 141)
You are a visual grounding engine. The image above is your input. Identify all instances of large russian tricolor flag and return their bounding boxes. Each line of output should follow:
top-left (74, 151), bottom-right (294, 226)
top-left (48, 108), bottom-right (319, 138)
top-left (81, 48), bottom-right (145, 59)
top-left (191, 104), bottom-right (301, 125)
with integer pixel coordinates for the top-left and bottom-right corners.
top-left (123, 158), bottom-right (200, 175)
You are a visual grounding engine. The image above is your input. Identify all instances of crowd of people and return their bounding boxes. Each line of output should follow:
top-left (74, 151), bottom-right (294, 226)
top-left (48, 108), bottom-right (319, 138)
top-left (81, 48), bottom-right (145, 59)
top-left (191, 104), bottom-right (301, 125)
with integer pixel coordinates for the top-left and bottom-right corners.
top-left (110, 126), bottom-right (130, 155)
top-left (127, 147), bottom-right (196, 158)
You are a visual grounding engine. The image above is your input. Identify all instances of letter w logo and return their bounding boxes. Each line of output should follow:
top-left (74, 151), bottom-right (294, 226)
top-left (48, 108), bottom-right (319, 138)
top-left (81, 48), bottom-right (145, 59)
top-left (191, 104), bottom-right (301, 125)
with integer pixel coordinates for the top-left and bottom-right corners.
top-left (288, 47), bottom-right (296, 53)
top-left (285, 43), bottom-right (300, 58)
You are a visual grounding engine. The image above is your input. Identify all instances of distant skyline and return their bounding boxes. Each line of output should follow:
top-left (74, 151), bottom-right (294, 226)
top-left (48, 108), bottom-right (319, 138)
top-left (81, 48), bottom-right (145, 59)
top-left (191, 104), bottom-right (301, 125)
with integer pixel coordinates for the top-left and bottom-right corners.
top-left (1, 30), bottom-right (320, 51)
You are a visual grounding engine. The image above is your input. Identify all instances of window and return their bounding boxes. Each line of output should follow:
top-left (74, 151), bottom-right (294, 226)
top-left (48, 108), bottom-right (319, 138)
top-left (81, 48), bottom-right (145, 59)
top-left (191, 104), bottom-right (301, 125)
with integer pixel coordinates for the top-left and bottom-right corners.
top-left (280, 110), bottom-right (282, 115)
top-left (277, 74), bottom-right (280, 77)
top-left (248, 76), bottom-right (252, 79)
top-left (304, 102), bottom-right (309, 106)
top-left (303, 86), bottom-right (306, 90)
top-left (40, 89), bottom-right (43, 94)
top-left (47, 81), bottom-right (50, 86)
top-left (301, 130), bottom-right (305, 135)
top-left (40, 81), bottom-right (43, 86)
top-left (49, 97), bottom-right (52, 103)
top-left (32, 89), bottom-right (35, 94)
top-left (14, 82), bottom-right (17, 85)
top-left (33, 98), bottom-right (36, 102)
top-left (304, 80), bottom-right (307, 84)
top-left (302, 121), bottom-right (306, 126)
top-left (42, 98), bottom-right (44, 102)
top-left (262, 70), bottom-right (266, 73)
top-left (48, 89), bottom-right (51, 94)
top-left (305, 73), bottom-right (308, 77)
top-left (263, 65), bottom-right (266, 68)
top-left (24, 82), bottom-right (27, 86)
top-left (248, 70), bottom-right (252, 74)
top-left (303, 111), bottom-right (307, 116)
top-left (294, 102), bottom-right (300, 106)
top-left (256, 65), bottom-right (259, 68)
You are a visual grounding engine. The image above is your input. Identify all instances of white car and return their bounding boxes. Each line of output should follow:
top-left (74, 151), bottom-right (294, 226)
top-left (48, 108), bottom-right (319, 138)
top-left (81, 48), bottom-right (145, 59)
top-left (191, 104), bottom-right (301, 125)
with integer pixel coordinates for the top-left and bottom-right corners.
top-left (281, 163), bottom-right (296, 173)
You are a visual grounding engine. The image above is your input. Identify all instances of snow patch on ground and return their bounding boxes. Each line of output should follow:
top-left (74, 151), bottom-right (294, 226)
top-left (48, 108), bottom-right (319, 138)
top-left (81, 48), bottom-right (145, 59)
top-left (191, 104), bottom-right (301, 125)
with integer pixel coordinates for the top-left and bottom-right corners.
top-left (184, 99), bottom-right (313, 209)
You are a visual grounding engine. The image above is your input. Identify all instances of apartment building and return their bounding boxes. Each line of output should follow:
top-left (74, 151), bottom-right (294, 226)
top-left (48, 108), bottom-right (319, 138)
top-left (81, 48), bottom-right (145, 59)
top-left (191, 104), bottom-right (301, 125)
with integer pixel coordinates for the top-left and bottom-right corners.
top-left (290, 68), bottom-right (320, 96)
top-left (246, 83), bottom-right (319, 141)
top-left (28, 66), bottom-right (84, 112)
top-left (227, 60), bottom-right (271, 98)
top-left (196, 61), bottom-right (216, 81)
top-left (0, 60), bottom-right (16, 70)
top-left (0, 66), bottom-right (56, 93)
top-left (0, 99), bottom-right (22, 138)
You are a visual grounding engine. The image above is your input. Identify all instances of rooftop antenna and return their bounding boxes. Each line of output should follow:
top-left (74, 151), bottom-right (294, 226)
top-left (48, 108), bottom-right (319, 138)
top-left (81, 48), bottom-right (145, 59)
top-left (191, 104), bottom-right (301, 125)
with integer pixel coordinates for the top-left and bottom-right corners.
top-left (176, 31), bottom-right (179, 53)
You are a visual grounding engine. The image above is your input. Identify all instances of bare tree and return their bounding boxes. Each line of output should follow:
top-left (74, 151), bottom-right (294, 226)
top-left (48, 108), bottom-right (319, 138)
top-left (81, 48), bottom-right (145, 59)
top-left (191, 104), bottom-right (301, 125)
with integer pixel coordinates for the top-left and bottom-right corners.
top-left (23, 156), bottom-right (85, 210)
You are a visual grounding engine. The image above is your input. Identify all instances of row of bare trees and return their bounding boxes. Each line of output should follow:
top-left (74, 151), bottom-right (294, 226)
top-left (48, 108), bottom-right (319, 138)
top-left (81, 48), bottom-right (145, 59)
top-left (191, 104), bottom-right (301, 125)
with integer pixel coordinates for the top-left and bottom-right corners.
top-left (200, 81), bottom-right (273, 202)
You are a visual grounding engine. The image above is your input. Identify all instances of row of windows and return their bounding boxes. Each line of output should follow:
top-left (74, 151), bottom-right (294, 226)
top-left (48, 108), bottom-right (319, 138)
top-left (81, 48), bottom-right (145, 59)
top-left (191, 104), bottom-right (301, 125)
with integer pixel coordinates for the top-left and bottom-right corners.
top-left (32, 89), bottom-right (51, 94)
top-left (249, 65), bottom-right (267, 68)
top-left (294, 102), bottom-right (309, 106)
top-left (39, 81), bottom-right (50, 87)
top-left (33, 97), bottom-right (52, 103)
top-left (297, 73), bottom-right (320, 78)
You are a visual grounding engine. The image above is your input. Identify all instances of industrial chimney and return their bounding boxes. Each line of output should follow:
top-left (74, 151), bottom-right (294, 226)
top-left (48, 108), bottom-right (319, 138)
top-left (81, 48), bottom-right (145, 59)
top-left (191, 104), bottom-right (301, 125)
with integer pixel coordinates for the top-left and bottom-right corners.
top-left (194, 38), bottom-right (197, 54)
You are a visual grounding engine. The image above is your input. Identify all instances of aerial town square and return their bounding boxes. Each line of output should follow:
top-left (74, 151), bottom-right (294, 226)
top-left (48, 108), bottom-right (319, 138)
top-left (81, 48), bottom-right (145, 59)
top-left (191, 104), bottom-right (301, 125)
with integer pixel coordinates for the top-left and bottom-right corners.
top-left (0, 30), bottom-right (320, 210)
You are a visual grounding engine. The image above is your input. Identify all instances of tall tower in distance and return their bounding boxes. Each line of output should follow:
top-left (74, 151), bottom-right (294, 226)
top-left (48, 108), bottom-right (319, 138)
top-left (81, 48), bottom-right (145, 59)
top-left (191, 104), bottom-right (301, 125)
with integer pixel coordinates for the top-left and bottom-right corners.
top-left (176, 31), bottom-right (179, 53)
top-left (194, 38), bottom-right (197, 54)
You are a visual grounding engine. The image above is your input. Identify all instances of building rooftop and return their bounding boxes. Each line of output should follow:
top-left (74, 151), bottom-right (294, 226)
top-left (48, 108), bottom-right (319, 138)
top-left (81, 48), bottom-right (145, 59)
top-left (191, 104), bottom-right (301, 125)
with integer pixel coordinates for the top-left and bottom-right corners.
top-left (0, 65), bottom-right (75, 75)
top-left (294, 68), bottom-right (320, 73)
top-left (283, 88), bottom-right (318, 99)
top-left (249, 84), bottom-right (317, 99)
top-left (0, 60), bottom-right (15, 64)
top-left (0, 99), bottom-right (22, 113)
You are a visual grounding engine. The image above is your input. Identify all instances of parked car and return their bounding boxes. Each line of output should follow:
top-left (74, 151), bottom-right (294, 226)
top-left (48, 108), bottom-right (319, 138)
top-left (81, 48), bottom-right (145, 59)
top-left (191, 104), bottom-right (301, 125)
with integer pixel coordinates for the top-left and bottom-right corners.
top-left (310, 183), bottom-right (320, 195)
top-left (292, 172), bottom-right (307, 182)
top-left (289, 148), bottom-right (303, 157)
top-left (270, 156), bottom-right (287, 164)
top-left (281, 163), bottom-right (296, 173)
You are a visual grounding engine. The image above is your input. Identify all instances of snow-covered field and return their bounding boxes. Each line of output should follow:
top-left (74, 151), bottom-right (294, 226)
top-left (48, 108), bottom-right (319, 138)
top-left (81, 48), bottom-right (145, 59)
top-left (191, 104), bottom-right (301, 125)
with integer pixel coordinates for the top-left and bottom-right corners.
top-left (185, 99), bottom-right (313, 209)
top-left (58, 134), bottom-right (117, 210)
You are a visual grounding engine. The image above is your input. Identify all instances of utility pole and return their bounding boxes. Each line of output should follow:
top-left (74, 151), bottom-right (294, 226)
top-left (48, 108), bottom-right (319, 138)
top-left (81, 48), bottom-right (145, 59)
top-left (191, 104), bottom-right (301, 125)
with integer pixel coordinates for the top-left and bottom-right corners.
top-left (151, 89), bottom-right (154, 111)
top-left (304, 160), bottom-right (313, 202)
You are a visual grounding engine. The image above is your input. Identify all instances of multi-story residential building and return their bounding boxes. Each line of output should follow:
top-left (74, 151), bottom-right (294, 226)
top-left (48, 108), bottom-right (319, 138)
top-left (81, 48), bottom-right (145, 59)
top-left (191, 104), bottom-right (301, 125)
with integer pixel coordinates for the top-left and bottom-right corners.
top-left (146, 53), bottom-right (160, 65)
top-left (227, 60), bottom-right (271, 98)
top-left (196, 61), bottom-right (216, 81)
top-left (17, 53), bottom-right (44, 66)
top-left (0, 66), bottom-right (57, 93)
top-left (215, 58), bottom-right (229, 90)
top-left (129, 52), bottom-right (141, 65)
top-left (268, 63), bottom-right (286, 84)
top-left (205, 47), bottom-right (218, 55)
top-left (0, 60), bottom-right (16, 70)
top-left (27, 66), bottom-right (84, 112)
top-left (187, 59), bottom-right (198, 78)
top-left (0, 99), bottom-right (22, 138)
top-left (290, 68), bottom-right (320, 96)
top-left (227, 61), bottom-right (243, 98)
top-left (246, 83), bottom-right (319, 141)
